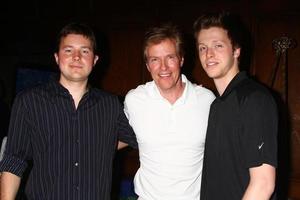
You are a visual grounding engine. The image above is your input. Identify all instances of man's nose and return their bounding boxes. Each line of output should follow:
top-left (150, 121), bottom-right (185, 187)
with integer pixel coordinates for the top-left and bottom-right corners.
top-left (73, 51), bottom-right (81, 61)
top-left (206, 47), bottom-right (215, 58)
top-left (161, 59), bottom-right (168, 70)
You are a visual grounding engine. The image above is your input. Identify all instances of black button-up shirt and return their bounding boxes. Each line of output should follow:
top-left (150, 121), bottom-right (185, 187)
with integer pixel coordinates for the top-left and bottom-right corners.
top-left (0, 80), bottom-right (137, 200)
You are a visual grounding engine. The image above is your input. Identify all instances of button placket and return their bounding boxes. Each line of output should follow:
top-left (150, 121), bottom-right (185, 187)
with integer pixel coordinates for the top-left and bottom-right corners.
top-left (168, 106), bottom-right (176, 133)
top-left (72, 111), bottom-right (80, 193)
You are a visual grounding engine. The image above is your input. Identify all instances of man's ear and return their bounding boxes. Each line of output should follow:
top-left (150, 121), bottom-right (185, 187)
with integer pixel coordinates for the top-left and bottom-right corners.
top-left (146, 63), bottom-right (150, 72)
top-left (180, 57), bottom-right (184, 67)
top-left (233, 48), bottom-right (241, 58)
top-left (54, 53), bottom-right (59, 65)
top-left (93, 55), bottom-right (99, 66)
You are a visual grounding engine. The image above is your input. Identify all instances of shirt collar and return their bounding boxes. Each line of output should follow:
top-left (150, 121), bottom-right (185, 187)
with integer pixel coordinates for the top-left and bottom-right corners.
top-left (46, 78), bottom-right (95, 100)
top-left (147, 74), bottom-right (190, 105)
top-left (219, 71), bottom-right (248, 99)
top-left (46, 78), bottom-right (71, 97)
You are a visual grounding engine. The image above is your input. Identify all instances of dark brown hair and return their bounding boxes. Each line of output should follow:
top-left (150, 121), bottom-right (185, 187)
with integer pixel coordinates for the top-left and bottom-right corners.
top-left (193, 11), bottom-right (244, 50)
top-left (56, 22), bottom-right (97, 53)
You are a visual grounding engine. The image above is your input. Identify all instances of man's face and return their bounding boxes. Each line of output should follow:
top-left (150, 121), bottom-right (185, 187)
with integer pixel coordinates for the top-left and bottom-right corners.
top-left (196, 27), bottom-right (240, 81)
top-left (54, 34), bottom-right (98, 85)
top-left (146, 39), bottom-right (183, 94)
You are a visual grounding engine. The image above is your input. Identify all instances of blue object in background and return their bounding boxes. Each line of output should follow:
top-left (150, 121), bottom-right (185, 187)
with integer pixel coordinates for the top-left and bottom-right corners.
top-left (119, 179), bottom-right (137, 200)
top-left (15, 68), bottom-right (55, 94)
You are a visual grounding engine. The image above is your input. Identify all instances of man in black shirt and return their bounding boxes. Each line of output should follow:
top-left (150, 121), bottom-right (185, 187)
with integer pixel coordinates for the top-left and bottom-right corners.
top-left (194, 12), bottom-right (277, 199)
top-left (0, 23), bottom-right (137, 200)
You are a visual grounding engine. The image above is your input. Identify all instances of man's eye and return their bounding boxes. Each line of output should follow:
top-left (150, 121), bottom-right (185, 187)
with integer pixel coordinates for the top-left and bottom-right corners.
top-left (149, 58), bottom-right (158, 62)
top-left (199, 46), bottom-right (207, 52)
top-left (82, 49), bottom-right (90, 54)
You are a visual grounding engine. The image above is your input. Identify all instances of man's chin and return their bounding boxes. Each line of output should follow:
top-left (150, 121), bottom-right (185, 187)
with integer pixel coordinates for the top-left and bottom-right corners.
top-left (205, 72), bottom-right (217, 79)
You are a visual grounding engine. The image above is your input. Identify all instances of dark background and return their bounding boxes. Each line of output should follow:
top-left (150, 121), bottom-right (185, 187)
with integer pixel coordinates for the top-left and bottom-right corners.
top-left (0, 0), bottom-right (300, 199)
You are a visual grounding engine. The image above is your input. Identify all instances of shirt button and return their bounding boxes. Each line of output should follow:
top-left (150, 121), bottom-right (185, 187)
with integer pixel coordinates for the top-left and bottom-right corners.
top-left (75, 162), bottom-right (79, 166)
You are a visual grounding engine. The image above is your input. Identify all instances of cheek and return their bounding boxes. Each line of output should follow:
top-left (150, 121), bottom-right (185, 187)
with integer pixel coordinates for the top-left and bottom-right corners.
top-left (199, 53), bottom-right (205, 60)
top-left (171, 65), bottom-right (181, 73)
top-left (199, 55), bottom-right (206, 64)
top-left (87, 56), bottom-right (96, 62)
top-left (147, 64), bottom-right (158, 73)
top-left (58, 55), bottom-right (70, 63)
top-left (149, 68), bottom-right (158, 76)
top-left (56, 58), bottom-right (64, 66)
top-left (86, 59), bottom-right (95, 66)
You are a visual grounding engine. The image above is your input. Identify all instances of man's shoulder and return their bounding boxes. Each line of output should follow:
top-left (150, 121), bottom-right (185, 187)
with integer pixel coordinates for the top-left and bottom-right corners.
top-left (190, 83), bottom-right (216, 102)
top-left (15, 82), bottom-right (50, 100)
top-left (91, 88), bottom-right (120, 103)
top-left (193, 84), bottom-right (215, 95)
top-left (92, 87), bottom-right (116, 97)
top-left (237, 77), bottom-right (272, 97)
top-left (235, 77), bottom-right (276, 107)
top-left (125, 83), bottom-right (150, 101)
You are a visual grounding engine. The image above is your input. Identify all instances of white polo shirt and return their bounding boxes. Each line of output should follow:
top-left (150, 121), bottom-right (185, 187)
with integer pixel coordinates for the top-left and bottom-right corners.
top-left (124, 75), bottom-right (215, 200)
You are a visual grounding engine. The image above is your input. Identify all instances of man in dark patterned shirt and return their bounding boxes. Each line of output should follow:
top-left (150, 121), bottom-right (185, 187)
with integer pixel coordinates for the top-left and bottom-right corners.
top-left (0, 23), bottom-right (137, 200)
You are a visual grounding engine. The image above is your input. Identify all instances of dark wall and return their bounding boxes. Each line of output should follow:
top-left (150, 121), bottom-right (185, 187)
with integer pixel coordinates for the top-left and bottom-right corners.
top-left (1, 0), bottom-right (299, 101)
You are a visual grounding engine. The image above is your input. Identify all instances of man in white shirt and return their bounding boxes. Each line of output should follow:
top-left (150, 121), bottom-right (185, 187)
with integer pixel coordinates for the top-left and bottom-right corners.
top-left (124, 24), bottom-right (215, 200)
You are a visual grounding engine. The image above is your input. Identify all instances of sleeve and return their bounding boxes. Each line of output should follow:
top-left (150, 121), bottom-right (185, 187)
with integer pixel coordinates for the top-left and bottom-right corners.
top-left (0, 94), bottom-right (32, 177)
top-left (117, 103), bottom-right (138, 149)
top-left (240, 90), bottom-right (278, 169)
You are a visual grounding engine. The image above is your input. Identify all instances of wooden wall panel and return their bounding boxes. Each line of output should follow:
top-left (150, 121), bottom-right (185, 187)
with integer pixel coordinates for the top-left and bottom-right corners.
top-left (98, 28), bottom-right (144, 179)
top-left (191, 57), bottom-right (216, 92)
top-left (97, 28), bottom-right (145, 96)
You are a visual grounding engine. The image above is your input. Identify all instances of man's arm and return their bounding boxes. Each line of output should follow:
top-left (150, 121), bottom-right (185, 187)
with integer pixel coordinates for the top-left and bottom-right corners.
top-left (242, 164), bottom-right (276, 200)
top-left (117, 102), bottom-right (138, 149)
top-left (0, 172), bottom-right (21, 200)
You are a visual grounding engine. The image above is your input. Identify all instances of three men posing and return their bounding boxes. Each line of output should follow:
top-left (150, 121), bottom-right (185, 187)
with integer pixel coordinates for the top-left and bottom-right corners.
top-left (0, 12), bottom-right (277, 200)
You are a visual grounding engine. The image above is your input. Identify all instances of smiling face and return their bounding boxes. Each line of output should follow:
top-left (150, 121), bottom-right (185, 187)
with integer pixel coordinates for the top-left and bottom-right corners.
top-left (54, 34), bottom-right (99, 86)
top-left (196, 27), bottom-right (240, 83)
top-left (146, 39), bottom-right (184, 95)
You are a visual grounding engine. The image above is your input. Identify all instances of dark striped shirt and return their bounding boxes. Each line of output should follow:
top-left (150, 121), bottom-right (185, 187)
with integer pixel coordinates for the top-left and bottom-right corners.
top-left (0, 80), bottom-right (137, 200)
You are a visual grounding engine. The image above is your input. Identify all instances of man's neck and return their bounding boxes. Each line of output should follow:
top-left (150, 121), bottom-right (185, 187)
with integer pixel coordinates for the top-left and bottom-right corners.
top-left (158, 81), bottom-right (186, 105)
top-left (214, 70), bottom-right (239, 96)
